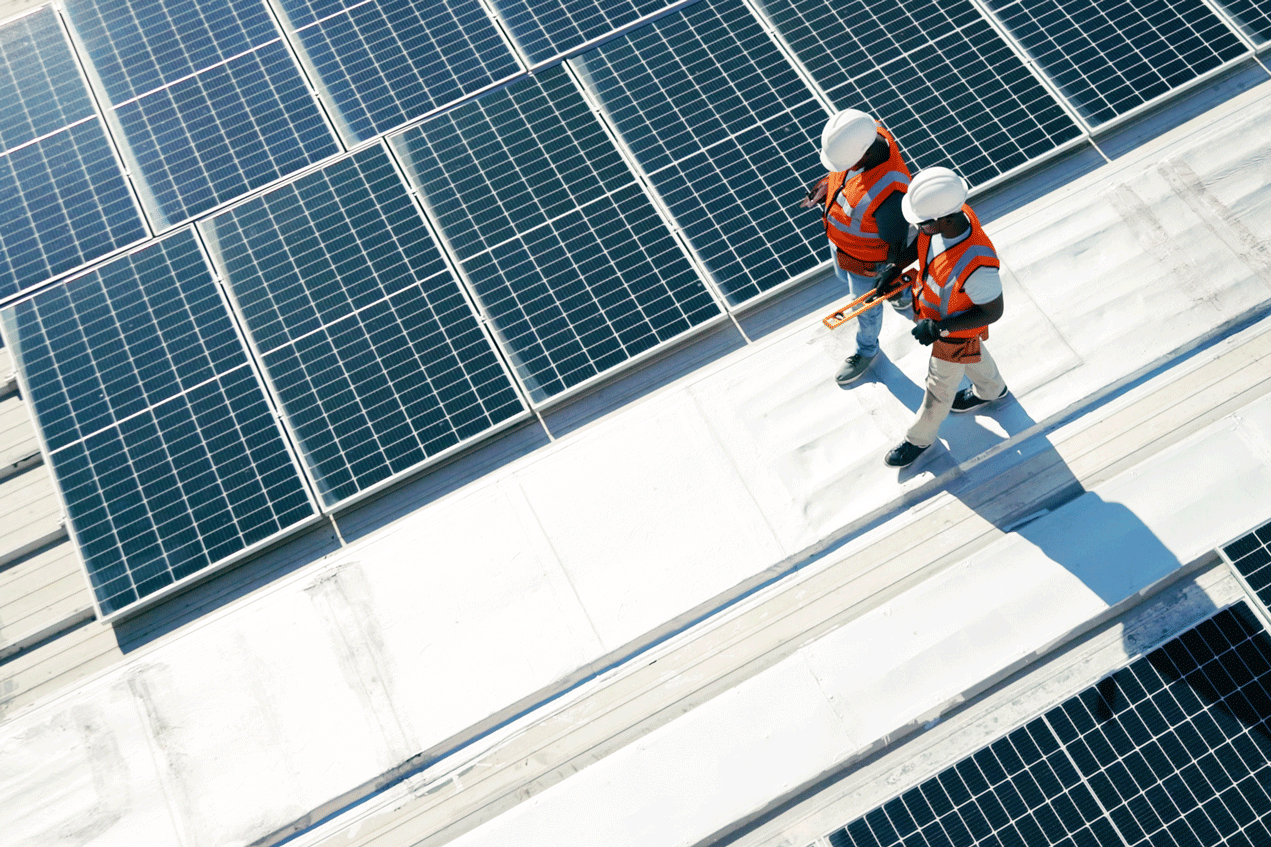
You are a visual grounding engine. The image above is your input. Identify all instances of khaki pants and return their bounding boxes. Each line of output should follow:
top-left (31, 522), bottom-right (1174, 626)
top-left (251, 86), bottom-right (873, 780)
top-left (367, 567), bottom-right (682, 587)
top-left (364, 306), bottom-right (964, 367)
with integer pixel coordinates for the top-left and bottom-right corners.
top-left (906, 343), bottom-right (1006, 448)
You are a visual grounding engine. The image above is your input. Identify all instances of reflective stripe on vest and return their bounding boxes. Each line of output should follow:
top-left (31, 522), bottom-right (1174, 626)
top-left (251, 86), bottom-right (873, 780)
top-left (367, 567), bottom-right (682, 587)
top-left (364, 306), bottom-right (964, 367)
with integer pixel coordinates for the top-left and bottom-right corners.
top-left (915, 207), bottom-right (999, 339)
top-left (823, 125), bottom-right (910, 262)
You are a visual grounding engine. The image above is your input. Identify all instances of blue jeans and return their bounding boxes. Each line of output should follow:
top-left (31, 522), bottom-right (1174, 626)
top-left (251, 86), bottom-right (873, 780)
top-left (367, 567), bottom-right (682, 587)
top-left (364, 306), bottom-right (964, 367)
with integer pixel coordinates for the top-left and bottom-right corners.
top-left (831, 246), bottom-right (881, 359)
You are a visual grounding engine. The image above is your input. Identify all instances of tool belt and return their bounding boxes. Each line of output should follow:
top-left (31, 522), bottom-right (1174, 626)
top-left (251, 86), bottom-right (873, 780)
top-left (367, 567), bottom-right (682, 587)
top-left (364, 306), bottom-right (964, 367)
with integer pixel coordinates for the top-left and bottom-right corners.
top-left (834, 250), bottom-right (878, 277)
top-left (933, 328), bottom-right (989, 363)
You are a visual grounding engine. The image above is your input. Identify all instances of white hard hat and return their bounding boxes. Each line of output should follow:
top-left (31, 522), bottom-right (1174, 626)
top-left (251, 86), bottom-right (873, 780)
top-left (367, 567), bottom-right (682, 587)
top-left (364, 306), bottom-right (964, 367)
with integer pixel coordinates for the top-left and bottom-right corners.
top-left (902, 167), bottom-right (969, 223)
top-left (820, 109), bottom-right (878, 172)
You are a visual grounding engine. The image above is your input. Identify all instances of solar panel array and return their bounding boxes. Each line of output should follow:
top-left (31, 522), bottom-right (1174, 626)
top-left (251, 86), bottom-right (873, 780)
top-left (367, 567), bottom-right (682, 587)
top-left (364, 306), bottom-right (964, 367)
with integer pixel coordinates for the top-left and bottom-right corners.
top-left (1223, 520), bottom-right (1271, 616)
top-left (829, 603), bottom-right (1271, 847)
top-left (1, 230), bottom-right (316, 615)
top-left (982, 0), bottom-right (1248, 126)
top-left (0, 7), bottom-right (146, 301)
top-left (756, 0), bottom-right (1086, 188)
top-left (572, 0), bottom-right (829, 303)
top-left (274, 0), bottom-right (523, 145)
top-left (62, 0), bottom-right (341, 228)
top-left (1, 0), bottom-right (1263, 611)
top-left (202, 144), bottom-right (526, 508)
top-left (390, 64), bottom-right (721, 402)
top-left (490, 0), bottom-right (677, 64)
top-left (1213, 0), bottom-right (1271, 46)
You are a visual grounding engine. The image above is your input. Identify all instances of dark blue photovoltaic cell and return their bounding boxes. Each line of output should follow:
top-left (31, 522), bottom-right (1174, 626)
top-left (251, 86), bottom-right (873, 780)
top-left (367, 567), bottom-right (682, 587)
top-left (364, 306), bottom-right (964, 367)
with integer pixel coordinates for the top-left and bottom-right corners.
top-left (1212, 0), bottom-right (1271, 44)
top-left (489, 0), bottom-right (674, 64)
top-left (756, 0), bottom-right (1083, 187)
top-left (203, 144), bottom-right (525, 506)
top-left (984, 0), bottom-right (1248, 125)
top-left (1224, 520), bottom-right (1271, 614)
top-left (0, 121), bottom-right (148, 301)
top-left (63, 0), bottom-right (339, 227)
top-left (64, 0), bottom-right (279, 105)
top-left (829, 603), bottom-right (1271, 847)
top-left (2, 230), bottom-right (314, 614)
top-left (0, 9), bottom-right (94, 146)
top-left (391, 64), bottom-right (719, 402)
top-left (573, 0), bottom-right (827, 304)
top-left (0, 9), bottom-right (146, 301)
top-left (275, 0), bottom-right (522, 143)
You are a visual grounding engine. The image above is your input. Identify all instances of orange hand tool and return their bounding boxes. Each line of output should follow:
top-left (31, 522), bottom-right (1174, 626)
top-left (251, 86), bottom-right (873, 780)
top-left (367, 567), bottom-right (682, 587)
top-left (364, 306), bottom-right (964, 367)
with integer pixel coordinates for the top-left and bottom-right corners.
top-left (821, 270), bottom-right (916, 330)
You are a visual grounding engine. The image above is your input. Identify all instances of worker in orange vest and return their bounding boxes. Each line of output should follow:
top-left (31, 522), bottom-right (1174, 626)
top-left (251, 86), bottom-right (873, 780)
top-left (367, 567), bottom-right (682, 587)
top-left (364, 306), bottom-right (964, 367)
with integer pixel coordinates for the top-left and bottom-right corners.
top-left (801, 109), bottom-right (913, 385)
top-left (881, 167), bottom-right (1010, 469)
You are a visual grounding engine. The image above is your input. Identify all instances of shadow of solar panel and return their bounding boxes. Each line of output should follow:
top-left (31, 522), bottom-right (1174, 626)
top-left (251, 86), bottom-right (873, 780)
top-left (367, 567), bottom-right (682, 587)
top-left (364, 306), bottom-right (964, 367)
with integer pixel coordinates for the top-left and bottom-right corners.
top-left (754, 0), bottom-right (1083, 188)
top-left (983, 0), bottom-right (1248, 126)
top-left (273, 0), bottom-right (522, 144)
top-left (489, 0), bottom-right (675, 65)
top-left (391, 64), bottom-right (720, 403)
top-left (203, 144), bottom-right (526, 508)
top-left (0, 8), bottom-right (146, 302)
top-left (571, 0), bottom-right (828, 305)
top-left (828, 603), bottom-right (1271, 846)
top-left (64, 0), bottom-right (339, 228)
top-left (1, 230), bottom-right (315, 615)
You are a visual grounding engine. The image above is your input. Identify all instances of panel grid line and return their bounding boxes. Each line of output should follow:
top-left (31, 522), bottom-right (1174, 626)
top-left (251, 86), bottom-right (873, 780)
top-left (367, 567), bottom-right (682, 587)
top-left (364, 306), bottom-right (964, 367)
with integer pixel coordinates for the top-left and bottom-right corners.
top-left (828, 603), bottom-right (1271, 847)
top-left (203, 143), bottom-right (525, 507)
top-left (2, 228), bottom-right (316, 614)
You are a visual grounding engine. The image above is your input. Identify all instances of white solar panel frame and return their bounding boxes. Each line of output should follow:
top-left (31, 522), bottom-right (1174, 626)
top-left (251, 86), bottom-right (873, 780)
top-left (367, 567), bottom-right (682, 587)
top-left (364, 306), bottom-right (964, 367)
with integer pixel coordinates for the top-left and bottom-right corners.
top-left (60, 0), bottom-right (344, 231)
top-left (0, 227), bottom-right (324, 620)
top-left (0, 6), bottom-right (151, 309)
top-left (385, 67), bottom-right (732, 409)
top-left (745, 0), bottom-right (1093, 197)
top-left (565, 0), bottom-right (837, 308)
top-left (197, 141), bottom-right (533, 513)
top-left (266, 0), bottom-right (528, 147)
top-left (973, 0), bottom-right (1254, 134)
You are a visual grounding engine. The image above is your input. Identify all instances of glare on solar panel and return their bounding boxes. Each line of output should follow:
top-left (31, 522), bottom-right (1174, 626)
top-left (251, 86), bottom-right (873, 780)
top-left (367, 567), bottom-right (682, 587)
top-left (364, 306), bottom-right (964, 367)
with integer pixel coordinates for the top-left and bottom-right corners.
top-left (272, 0), bottom-right (524, 145)
top-left (0, 8), bottom-right (147, 303)
top-left (1, 228), bottom-right (316, 615)
top-left (570, 0), bottom-right (829, 305)
top-left (982, 0), bottom-right (1248, 126)
top-left (488, 0), bottom-right (678, 65)
top-left (202, 143), bottom-right (527, 508)
top-left (390, 63), bottom-right (720, 403)
top-left (752, 0), bottom-right (1084, 188)
top-left (63, 0), bottom-right (340, 228)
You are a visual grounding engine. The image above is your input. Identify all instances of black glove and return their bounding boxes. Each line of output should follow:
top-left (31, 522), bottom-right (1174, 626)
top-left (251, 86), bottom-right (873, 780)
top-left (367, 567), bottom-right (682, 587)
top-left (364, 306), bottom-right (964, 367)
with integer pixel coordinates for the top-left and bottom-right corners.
top-left (800, 175), bottom-right (828, 209)
top-left (873, 263), bottom-right (903, 299)
top-left (912, 319), bottom-right (941, 346)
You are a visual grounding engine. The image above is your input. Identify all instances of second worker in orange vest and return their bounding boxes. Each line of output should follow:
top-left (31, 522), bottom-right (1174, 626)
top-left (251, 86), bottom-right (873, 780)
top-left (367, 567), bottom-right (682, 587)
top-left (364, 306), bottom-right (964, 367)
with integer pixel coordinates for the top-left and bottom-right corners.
top-left (801, 109), bottom-right (913, 386)
top-left (881, 167), bottom-right (1011, 469)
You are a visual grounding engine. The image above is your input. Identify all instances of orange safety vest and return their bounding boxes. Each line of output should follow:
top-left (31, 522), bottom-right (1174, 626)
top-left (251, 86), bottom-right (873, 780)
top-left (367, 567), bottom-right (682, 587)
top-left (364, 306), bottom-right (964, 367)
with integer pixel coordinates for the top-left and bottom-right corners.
top-left (822, 125), bottom-right (911, 264)
top-left (914, 205), bottom-right (1000, 340)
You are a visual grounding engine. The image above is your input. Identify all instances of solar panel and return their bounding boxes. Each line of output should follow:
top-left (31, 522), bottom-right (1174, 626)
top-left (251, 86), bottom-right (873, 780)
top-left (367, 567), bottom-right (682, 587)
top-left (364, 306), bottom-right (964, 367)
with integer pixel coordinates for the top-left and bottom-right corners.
top-left (570, 0), bottom-right (828, 305)
top-left (272, 0), bottom-right (523, 145)
top-left (982, 0), bottom-right (1249, 126)
top-left (1223, 521), bottom-right (1271, 615)
top-left (62, 0), bottom-right (340, 228)
top-left (1210, 0), bottom-right (1271, 45)
top-left (0, 8), bottom-right (146, 302)
top-left (390, 64), bottom-right (721, 403)
top-left (829, 603), bottom-right (1271, 847)
top-left (201, 143), bottom-right (527, 508)
top-left (1, 229), bottom-right (316, 615)
top-left (488, 0), bottom-right (676, 65)
top-left (753, 0), bottom-right (1084, 188)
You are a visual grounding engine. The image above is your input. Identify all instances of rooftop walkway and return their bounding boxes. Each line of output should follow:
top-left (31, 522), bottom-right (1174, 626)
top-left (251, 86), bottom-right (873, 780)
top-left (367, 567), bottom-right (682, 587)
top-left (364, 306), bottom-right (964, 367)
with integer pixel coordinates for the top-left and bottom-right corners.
top-left (3, 72), bottom-right (1271, 847)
